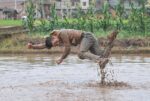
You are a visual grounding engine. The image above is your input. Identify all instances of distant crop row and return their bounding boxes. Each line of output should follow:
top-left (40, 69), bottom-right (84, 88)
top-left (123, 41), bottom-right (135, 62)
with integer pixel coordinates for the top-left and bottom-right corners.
top-left (24, 0), bottom-right (150, 37)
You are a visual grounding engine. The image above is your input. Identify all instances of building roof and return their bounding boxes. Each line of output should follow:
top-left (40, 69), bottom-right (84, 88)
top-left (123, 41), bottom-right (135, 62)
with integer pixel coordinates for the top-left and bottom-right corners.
top-left (0, 0), bottom-right (25, 2)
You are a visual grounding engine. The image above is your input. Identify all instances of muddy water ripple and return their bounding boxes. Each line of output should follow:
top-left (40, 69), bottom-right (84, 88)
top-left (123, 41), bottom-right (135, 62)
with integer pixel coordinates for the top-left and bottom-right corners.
top-left (0, 54), bottom-right (149, 101)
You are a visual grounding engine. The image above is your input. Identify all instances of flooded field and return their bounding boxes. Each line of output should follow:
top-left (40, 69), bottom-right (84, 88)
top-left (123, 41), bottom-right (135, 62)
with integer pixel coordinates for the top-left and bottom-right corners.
top-left (0, 54), bottom-right (150, 101)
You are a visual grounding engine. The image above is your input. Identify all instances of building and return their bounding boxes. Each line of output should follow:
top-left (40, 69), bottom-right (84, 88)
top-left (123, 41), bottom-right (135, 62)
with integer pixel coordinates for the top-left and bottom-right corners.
top-left (0, 0), bottom-right (148, 19)
top-left (18, 0), bottom-right (92, 19)
top-left (0, 0), bottom-right (114, 19)
top-left (95, 0), bottom-right (145, 17)
top-left (0, 0), bottom-right (25, 19)
top-left (54, 0), bottom-right (91, 18)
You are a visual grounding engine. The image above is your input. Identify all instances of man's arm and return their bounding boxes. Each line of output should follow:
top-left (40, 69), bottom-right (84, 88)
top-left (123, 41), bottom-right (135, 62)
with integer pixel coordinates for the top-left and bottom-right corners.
top-left (28, 43), bottom-right (46, 49)
top-left (60, 33), bottom-right (71, 60)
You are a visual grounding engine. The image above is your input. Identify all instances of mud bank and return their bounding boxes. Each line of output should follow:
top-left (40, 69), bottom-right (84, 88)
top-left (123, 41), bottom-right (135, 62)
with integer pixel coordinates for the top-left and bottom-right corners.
top-left (0, 26), bottom-right (23, 33)
top-left (98, 37), bottom-right (150, 47)
top-left (0, 33), bottom-right (149, 54)
top-left (0, 47), bottom-right (150, 54)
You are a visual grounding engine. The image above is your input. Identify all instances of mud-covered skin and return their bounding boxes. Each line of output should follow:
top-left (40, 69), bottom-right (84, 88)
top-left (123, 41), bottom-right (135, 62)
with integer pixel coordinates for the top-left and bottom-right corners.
top-left (50, 29), bottom-right (104, 63)
top-left (99, 31), bottom-right (118, 84)
top-left (78, 32), bottom-right (103, 61)
top-left (50, 29), bottom-right (83, 60)
top-left (51, 30), bottom-right (118, 64)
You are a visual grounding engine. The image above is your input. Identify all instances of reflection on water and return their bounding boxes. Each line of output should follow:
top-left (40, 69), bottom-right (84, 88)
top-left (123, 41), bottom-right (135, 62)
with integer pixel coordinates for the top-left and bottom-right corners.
top-left (0, 54), bottom-right (149, 101)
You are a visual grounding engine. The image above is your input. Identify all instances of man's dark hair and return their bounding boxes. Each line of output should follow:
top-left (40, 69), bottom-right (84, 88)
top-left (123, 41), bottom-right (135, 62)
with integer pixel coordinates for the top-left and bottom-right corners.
top-left (45, 37), bottom-right (52, 49)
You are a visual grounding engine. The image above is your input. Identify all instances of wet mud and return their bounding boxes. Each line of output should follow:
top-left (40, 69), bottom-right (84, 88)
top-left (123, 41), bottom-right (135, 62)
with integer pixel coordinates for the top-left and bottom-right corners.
top-left (0, 54), bottom-right (150, 101)
top-left (98, 37), bottom-right (150, 47)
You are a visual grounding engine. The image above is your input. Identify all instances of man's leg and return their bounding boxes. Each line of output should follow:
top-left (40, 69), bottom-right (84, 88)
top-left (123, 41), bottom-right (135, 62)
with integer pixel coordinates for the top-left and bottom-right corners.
top-left (87, 30), bottom-right (118, 69)
top-left (78, 31), bottom-right (118, 63)
top-left (89, 38), bottom-right (103, 56)
top-left (99, 30), bottom-right (118, 69)
top-left (78, 32), bottom-right (101, 62)
top-left (101, 30), bottom-right (118, 58)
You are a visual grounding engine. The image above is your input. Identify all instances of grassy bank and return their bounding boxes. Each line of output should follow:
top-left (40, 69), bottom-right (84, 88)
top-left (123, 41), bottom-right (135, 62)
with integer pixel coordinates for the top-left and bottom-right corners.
top-left (0, 46), bottom-right (150, 54)
top-left (30, 29), bottom-right (150, 39)
top-left (0, 20), bottom-right (22, 27)
top-left (0, 18), bottom-right (150, 38)
top-left (32, 17), bottom-right (150, 38)
top-left (0, 33), bottom-right (149, 54)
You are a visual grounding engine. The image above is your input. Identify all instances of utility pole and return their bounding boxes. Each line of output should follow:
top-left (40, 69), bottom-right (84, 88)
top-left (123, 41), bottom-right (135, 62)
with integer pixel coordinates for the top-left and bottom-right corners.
top-left (60, 0), bottom-right (64, 19)
top-left (42, 0), bottom-right (44, 18)
top-left (41, 0), bottom-right (45, 18)
top-left (15, 0), bottom-right (17, 10)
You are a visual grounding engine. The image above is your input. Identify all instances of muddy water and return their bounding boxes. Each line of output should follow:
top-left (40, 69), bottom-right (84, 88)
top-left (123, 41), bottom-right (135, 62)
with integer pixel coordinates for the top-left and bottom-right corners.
top-left (0, 54), bottom-right (150, 101)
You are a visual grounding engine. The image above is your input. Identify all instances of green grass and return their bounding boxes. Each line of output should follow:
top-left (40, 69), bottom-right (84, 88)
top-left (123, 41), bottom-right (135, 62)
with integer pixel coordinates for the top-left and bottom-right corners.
top-left (32, 18), bottom-right (150, 38)
top-left (30, 29), bottom-right (150, 39)
top-left (0, 19), bottom-right (149, 39)
top-left (0, 19), bottom-right (22, 27)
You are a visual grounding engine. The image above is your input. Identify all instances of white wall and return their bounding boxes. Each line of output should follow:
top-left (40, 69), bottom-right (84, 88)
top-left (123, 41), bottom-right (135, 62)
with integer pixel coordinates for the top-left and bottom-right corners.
top-left (80, 0), bottom-right (89, 9)
top-left (108, 0), bottom-right (119, 7)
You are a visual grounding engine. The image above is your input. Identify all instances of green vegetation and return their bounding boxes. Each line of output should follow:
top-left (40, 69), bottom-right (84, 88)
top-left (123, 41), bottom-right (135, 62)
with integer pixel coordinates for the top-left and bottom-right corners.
top-left (23, 0), bottom-right (149, 38)
top-left (0, 34), bottom-right (44, 50)
top-left (0, 0), bottom-right (150, 39)
top-left (0, 19), bottom-right (22, 27)
top-left (25, 0), bottom-right (36, 32)
top-left (0, 0), bottom-right (150, 52)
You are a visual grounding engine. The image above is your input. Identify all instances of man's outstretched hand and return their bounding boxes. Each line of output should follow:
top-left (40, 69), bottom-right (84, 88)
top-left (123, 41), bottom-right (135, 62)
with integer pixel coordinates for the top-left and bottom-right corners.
top-left (56, 58), bottom-right (63, 64)
top-left (27, 42), bottom-right (33, 49)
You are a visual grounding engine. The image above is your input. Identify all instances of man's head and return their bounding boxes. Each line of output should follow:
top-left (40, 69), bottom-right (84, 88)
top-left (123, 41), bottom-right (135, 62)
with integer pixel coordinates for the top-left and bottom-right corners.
top-left (50, 30), bottom-right (60, 46)
top-left (45, 37), bottom-right (52, 49)
top-left (45, 30), bottom-right (60, 49)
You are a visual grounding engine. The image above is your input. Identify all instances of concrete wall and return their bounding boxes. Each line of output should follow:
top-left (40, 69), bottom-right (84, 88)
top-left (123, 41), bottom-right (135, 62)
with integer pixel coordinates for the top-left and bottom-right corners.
top-left (80, 0), bottom-right (89, 9)
top-left (0, 0), bottom-right (24, 19)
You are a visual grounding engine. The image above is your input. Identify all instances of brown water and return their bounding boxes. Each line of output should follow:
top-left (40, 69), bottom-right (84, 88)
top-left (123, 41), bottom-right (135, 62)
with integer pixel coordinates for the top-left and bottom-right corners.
top-left (0, 54), bottom-right (150, 101)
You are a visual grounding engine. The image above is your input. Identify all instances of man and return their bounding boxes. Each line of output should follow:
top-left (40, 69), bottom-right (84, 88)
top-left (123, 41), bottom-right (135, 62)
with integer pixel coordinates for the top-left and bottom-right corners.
top-left (28, 29), bottom-right (118, 65)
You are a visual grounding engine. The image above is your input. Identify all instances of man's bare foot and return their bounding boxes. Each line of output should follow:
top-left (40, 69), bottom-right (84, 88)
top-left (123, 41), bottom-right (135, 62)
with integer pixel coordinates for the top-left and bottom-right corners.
top-left (27, 41), bottom-right (34, 49)
top-left (107, 30), bottom-right (118, 44)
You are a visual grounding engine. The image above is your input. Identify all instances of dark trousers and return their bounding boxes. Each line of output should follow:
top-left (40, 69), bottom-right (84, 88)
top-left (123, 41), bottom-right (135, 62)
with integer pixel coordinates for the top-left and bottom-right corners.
top-left (78, 32), bottom-right (103, 62)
